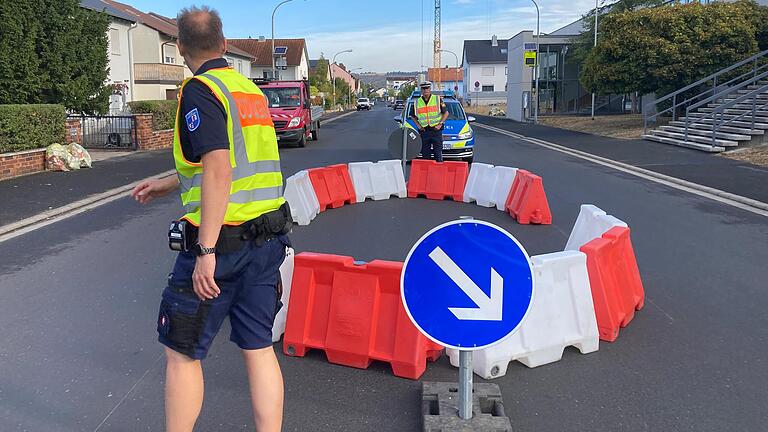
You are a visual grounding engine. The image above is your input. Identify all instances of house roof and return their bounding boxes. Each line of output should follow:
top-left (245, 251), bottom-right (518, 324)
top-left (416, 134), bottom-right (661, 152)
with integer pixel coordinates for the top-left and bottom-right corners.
top-left (80, 0), bottom-right (136, 23)
top-left (427, 67), bottom-right (463, 83)
top-left (104, 0), bottom-right (178, 37)
top-left (225, 45), bottom-right (255, 60)
top-left (228, 38), bottom-right (306, 67)
top-left (549, 18), bottom-right (586, 36)
top-left (462, 39), bottom-right (510, 64)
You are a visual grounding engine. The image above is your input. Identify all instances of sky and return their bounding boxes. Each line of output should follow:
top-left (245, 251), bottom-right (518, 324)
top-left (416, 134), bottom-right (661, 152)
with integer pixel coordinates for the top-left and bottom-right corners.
top-left (126, 0), bottom-right (596, 72)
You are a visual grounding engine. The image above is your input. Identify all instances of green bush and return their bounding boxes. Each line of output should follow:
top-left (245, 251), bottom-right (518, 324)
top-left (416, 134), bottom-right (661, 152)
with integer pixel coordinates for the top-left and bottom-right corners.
top-left (128, 100), bottom-right (177, 131)
top-left (0, 104), bottom-right (65, 153)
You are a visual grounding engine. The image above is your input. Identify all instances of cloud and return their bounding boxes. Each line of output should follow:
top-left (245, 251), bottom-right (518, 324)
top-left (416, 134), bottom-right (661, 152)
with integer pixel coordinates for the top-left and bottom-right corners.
top-left (305, 1), bottom-right (595, 72)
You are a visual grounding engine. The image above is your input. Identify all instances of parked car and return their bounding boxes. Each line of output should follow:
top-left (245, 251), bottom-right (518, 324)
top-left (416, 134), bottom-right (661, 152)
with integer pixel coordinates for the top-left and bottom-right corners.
top-left (394, 90), bottom-right (476, 162)
top-left (254, 79), bottom-right (322, 148)
top-left (393, 100), bottom-right (405, 110)
top-left (357, 98), bottom-right (371, 111)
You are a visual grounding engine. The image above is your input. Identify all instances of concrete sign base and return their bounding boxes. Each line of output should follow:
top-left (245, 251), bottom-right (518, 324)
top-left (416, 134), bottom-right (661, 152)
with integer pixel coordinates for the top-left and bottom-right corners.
top-left (422, 382), bottom-right (513, 432)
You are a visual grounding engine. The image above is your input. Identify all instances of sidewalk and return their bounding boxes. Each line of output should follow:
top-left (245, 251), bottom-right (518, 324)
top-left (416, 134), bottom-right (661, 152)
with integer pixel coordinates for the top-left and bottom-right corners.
top-left (475, 115), bottom-right (768, 204)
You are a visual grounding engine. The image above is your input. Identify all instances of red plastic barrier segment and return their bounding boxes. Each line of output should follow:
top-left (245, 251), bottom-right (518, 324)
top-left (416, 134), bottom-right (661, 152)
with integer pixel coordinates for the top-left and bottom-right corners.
top-left (580, 226), bottom-right (645, 342)
top-left (282, 253), bottom-right (443, 379)
top-left (407, 159), bottom-right (469, 201)
top-left (308, 164), bottom-right (356, 211)
top-left (504, 169), bottom-right (552, 225)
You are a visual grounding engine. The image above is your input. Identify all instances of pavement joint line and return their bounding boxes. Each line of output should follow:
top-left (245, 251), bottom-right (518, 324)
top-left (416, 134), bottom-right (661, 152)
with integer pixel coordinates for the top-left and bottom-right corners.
top-left (476, 122), bottom-right (768, 218)
top-left (0, 170), bottom-right (177, 243)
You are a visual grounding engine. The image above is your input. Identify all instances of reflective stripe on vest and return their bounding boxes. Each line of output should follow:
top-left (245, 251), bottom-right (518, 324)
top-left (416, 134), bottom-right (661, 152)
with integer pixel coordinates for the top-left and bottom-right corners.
top-left (416, 95), bottom-right (441, 127)
top-left (174, 68), bottom-right (285, 225)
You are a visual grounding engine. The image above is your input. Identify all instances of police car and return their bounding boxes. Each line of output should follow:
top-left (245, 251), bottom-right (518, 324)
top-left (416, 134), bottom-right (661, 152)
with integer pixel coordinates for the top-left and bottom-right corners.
top-left (394, 90), bottom-right (476, 162)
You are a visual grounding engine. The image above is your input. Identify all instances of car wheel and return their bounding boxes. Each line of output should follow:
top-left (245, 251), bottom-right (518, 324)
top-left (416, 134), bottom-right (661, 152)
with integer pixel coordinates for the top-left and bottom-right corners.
top-left (297, 129), bottom-right (307, 148)
top-left (311, 123), bottom-right (319, 141)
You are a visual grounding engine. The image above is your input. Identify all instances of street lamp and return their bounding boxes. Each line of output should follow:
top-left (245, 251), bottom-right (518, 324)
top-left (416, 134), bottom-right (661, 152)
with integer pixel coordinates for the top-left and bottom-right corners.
top-left (591, 0), bottom-right (599, 120)
top-left (438, 49), bottom-right (459, 92)
top-left (272, 0), bottom-right (301, 80)
top-left (531, 0), bottom-right (540, 124)
top-left (331, 49), bottom-right (352, 109)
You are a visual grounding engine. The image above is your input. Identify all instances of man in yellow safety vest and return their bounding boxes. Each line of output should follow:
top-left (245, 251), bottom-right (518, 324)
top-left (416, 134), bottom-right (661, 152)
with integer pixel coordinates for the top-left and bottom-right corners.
top-left (130, 6), bottom-right (289, 431)
top-left (409, 81), bottom-right (449, 161)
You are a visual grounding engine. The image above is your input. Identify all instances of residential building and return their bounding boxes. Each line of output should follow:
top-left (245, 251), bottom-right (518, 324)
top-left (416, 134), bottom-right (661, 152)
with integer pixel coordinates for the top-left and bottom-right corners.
top-left (330, 64), bottom-right (356, 90)
top-left (462, 36), bottom-right (509, 105)
top-left (427, 67), bottom-right (464, 96)
top-left (224, 46), bottom-right (255, 78)
top-left (228, 38), bottom-right (309, 81)
top-left (80, 0), bottom-right (137, 112)
top-left (385, 75), bottom-right (418, 91)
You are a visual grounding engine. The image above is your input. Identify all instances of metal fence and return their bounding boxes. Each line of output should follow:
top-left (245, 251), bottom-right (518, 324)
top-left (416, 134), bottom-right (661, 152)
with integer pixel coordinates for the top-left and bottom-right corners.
top-left (70, 115), bottom-right (137, 150)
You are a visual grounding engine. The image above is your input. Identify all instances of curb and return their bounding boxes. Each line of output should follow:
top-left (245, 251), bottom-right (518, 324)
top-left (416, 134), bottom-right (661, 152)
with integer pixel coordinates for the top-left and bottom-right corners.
top-left (475, 122), bottom-right (768, 217)
top-left (0, 170), bottom-right (176, 243)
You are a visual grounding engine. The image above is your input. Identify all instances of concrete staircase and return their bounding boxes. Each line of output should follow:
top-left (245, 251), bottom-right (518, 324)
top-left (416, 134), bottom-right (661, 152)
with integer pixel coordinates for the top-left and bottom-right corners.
top-left (643, 82), bottom-right (768, 152)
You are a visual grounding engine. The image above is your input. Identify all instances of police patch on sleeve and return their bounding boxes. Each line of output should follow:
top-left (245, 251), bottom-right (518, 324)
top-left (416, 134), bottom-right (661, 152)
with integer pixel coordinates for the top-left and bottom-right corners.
top-left (185, 108), bottom-right (201, 132)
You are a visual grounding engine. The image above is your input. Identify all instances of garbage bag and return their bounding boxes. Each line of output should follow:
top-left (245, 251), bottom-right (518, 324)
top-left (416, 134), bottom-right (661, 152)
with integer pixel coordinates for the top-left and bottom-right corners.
top-left (67, 143), bottom-right (92, 168)
top-left (46, 143), bottom-right (71, 172)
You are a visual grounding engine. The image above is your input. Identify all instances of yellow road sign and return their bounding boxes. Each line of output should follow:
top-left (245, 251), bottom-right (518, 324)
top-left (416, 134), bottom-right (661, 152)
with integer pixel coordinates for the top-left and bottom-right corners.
top-left (524, 51), bottom-right (536, 67)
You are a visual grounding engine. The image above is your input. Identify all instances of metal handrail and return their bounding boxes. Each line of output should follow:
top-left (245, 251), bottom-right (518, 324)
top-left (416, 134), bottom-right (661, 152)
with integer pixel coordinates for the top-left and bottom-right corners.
top-left (643, 49), bottom-right (768, 133)
top-left (685, 69), bottom-right (768, 115)
top-left (703, 83), bottom-right (768, 148)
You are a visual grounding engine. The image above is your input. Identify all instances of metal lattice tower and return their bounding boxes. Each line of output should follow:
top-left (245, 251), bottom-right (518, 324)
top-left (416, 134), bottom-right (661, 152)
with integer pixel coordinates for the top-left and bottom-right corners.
top-left (434, 0), bottom-right (441, 86)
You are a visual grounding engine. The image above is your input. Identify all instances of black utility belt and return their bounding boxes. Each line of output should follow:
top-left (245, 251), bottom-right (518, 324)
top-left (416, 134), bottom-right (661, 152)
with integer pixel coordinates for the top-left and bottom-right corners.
top-left (168, 203), bottom-right (292, 254)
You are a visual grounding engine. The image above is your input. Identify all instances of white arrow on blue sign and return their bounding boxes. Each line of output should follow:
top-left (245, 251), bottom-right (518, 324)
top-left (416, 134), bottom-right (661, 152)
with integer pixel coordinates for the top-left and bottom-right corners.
top-left (400, 220), bottom-right (535, 350)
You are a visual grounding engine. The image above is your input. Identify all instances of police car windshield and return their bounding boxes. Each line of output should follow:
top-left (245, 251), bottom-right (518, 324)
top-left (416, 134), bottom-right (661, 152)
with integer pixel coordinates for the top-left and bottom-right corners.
top-left (262, 87), bottom-right (301, 108)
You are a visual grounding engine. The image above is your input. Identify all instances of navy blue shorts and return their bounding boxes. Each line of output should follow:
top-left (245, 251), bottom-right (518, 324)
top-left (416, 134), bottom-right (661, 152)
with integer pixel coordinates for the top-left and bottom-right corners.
top-left (157, 235), bottom-right (289, 360)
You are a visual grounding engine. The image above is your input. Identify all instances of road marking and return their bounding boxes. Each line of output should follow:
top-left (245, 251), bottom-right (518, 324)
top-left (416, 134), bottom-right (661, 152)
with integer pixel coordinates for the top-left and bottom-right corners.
top-left (322, 110), bottom-right (357, 124)
top-left (0, 170), bottom-right (176, 243)
top-left (476, 122), bottom-right (768, 218)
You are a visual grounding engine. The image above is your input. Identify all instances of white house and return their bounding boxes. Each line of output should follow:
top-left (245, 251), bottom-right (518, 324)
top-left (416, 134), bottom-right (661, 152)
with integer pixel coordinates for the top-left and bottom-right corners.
top-left (228, 38), bottom-right (309, 81)
top-left (462, 36), bottom-right (509, 105)
top-left (80, 0), bottom-right (137, 112)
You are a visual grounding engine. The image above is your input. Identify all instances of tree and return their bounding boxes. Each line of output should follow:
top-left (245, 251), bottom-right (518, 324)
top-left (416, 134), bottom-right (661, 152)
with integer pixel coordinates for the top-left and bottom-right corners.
top-left (0, 0), bottom-right (111, 113)
top-left (579, 1), bottom-right (765, 102)
top-left (0, 0), bottom-right (42, 104)
top-left (310, 57), bottom-right (329, 87)
top-left (397, 82), bottom-right (416, 101)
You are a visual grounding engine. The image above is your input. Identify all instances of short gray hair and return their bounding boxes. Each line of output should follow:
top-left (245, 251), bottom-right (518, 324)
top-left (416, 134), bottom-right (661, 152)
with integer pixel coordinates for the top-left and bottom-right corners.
top-left (177, 5), bottom-right (225, 58)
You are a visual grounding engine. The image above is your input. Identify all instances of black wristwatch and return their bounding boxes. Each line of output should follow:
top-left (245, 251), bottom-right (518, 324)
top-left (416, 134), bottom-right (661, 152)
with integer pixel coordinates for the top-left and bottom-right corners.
top-left (192, 243), bottom-right (216, 256)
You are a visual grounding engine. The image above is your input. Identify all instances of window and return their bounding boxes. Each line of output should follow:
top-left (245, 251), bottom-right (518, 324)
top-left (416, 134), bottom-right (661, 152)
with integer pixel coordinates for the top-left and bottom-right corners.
top-left (261, 87), bottom-right (302, 108)
top-left (482, 85), bottom-right (494, 92)
top-left (482, 67), bottom-right (494, 76)
top-left (237, 60), bottom-right (243, 74)
top-left (163, 44), bottom-right (176, 64)
top-left (109, 29), bottom-right (120, 55)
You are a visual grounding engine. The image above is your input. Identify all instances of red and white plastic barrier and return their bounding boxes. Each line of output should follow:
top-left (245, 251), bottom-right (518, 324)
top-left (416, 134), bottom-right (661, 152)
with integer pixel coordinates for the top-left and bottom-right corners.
top-left (283, 170), bottom-right (320, 226)
top-left (565, 204), bottom-right (627, 251)
top-left (463, 163), bottom-right (518, 209)
top-left (308, 164), bottom-right (356, 211)
top-left (447, 250), bottom-right (598, 378)
top-left (348, 160), bottom-right (407, 202)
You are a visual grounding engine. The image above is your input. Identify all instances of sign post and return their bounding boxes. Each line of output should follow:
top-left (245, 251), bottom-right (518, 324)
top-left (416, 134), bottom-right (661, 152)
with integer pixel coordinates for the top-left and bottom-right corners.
top-left (402, 219), bottom-right (534, 423)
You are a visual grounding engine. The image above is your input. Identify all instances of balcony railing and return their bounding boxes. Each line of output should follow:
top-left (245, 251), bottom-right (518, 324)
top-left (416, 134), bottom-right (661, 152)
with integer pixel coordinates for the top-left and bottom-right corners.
top-left (134, 63), bottom-right (184, 84)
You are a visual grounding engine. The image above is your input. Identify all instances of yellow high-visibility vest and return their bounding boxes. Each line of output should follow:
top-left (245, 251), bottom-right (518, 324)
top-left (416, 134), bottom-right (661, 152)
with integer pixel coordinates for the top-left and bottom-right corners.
top-left (173, 67), bottom-right (285, 226)
top-left (415, 95), bottom-right (441, 127)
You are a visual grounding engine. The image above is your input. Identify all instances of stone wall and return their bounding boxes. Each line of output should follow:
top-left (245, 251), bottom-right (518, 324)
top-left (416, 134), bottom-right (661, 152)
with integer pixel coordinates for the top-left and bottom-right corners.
top-left (0, 149), bottom-right (46, 181)
top-left (65, 118), bottom-right (82, 144)
top-left (135, 113), bottom-right (173, 151)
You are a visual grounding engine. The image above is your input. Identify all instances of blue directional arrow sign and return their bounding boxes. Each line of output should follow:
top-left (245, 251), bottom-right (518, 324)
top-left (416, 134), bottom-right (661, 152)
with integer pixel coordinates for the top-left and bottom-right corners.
top-left (401, 220), bottom-right (535, 350)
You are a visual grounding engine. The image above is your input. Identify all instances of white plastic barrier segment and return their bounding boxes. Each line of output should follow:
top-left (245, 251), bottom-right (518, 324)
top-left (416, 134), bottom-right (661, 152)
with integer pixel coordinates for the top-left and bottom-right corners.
top-left (283, 170), bottom-right (320, 226)
top-left (348, 160), bottom-right (407, 202)
top-left (447, 250), bottom-right (599, 379)
top-left (272, 247), bottom-right (295, 343)
top-left (564, 204), bottom-right (628, 251)
top-left (463, 163), bottom-right (518, 209)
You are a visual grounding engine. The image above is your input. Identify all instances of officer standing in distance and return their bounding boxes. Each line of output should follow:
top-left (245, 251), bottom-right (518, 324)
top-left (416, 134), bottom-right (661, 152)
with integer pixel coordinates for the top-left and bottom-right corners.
top-left (130, 6), bottom-right (289, 432)
top-left (409, 81), bottom-right (449, 162)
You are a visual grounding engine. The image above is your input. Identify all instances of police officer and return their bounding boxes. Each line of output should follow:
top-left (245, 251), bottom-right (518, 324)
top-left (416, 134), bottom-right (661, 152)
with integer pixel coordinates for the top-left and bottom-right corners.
top-left (409, 81), bottom-right (449, 162)
top-left (130, 6), bottom-right (288, 432)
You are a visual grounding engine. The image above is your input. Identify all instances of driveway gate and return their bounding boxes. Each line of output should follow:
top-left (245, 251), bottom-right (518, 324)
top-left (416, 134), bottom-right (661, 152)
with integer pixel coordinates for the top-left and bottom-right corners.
top-left (70, 115), bottom-right (137, 150)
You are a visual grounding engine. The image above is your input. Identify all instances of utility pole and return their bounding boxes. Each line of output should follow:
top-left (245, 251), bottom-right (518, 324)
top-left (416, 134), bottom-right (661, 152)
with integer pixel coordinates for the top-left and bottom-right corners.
top-left (271, 0), bottom-right (296, 80)
top-left (591, 0), bottom-right (599, 120)
top-left (434, 0), bottom-right (441, 86)
top-left (531, 0), bottom-right (540, 124)
top-left (331, 49), bottom-right (352, 109)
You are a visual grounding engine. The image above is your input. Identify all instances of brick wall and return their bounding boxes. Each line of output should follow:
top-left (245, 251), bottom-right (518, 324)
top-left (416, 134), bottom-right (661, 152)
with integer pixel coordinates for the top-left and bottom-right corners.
top-left (65, 118), bottom-right (82, 144)
top-left (135, 113), bottom-right (173, 151)
top-left (0, 149), bottom-right (46, 181)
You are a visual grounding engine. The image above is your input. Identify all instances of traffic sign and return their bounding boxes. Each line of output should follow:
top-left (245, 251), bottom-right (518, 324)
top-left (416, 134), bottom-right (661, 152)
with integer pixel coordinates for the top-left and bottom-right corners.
top-left (401, 220), bottom-right (534, 350)
top-left (524, 51), bottom-right (537, 67)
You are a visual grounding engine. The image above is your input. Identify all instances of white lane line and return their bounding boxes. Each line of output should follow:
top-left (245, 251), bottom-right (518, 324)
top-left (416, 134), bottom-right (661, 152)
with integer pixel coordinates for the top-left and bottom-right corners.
top-left (322, 110), bottom-right (357, 124)
top-left (0, 170), bottom-right (176, 243)
top-left (476, 122), bottom-right (768, 218)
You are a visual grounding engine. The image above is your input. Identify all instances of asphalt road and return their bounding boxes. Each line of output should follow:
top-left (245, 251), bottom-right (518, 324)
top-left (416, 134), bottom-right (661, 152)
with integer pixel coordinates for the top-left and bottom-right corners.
top-left (1, 104), bottom-right (767, 431)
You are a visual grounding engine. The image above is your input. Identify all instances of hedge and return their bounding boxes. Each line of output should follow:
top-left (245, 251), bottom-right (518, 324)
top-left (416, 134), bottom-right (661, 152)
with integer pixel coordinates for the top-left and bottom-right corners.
top-left (128, 100), bottom-right (177, 131)
top-left (0, 104), bottom-right (65, 153)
